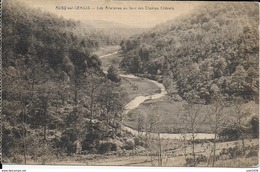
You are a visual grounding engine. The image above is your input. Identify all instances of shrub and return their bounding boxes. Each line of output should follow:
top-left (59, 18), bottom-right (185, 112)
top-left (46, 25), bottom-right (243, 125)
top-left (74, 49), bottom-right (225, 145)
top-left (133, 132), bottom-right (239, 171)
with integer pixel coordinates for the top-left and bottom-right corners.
top-left (98, 142), bottom-right (117, 154)
top-left (219, 127), bottom-right (241, 141)
top-left (58, 128), bottom-right (78, 154)
top-left (219, 146), bottom-right (243, 159)
top-left (249, 116), bottom-right (259, 139)
top-left (246, 149), bottom-right (258, 158)
top-left (107, 66), bottom-right (121, 83)
top-left (245, 145), bottom-right (259, 158)
top-left (12, 155), bottom-right (24, 164)
top-left (185, 154), bottom-right (207, 166)
top-left (134, 137), bottom-right (144, 146)
top-left (124, 140), bottom-right (135, 150)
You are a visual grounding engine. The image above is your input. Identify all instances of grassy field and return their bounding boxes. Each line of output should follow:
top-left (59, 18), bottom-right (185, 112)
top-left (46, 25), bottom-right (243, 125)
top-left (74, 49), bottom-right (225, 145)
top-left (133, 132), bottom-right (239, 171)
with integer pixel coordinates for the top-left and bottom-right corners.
top-left (123, 96), bottom-right (259, 133)
top-left (123, 96), bottom-right (212, 133)
top-left (213, 156), bottom-right (259, 167)
top-left (23, 139), bottom-right (258, 167)
top-left (120, 77), bottom-right (160, 101)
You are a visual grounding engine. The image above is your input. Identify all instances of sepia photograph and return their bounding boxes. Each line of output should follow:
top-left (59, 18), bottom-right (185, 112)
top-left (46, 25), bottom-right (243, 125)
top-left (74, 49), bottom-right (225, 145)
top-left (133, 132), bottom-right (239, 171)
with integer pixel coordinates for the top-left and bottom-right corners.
top-left (1, 0), bottom-right (259, 171)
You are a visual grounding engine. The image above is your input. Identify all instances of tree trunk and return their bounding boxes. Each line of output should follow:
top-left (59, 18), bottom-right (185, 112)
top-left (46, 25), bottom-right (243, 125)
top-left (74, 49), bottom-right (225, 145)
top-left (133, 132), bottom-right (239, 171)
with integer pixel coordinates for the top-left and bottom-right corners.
top-left (192, 141), bottom-right (195, 166)
top-left (22, 109), bottom-right (27, 164)
top-left (44, 125), bottom-right (47, 141)
top-left (242, 137), bottom-right (245, 156)
top-left (158, 133), bottom-right (162, 166)
top-left (212, 136), bottom-right (216, 167)
top-left (192, 125), bottom-right (196, 167)
top-left (212, 116), bottom-right (218, 167)
top-left (74, 87), bottom-right (78, 105)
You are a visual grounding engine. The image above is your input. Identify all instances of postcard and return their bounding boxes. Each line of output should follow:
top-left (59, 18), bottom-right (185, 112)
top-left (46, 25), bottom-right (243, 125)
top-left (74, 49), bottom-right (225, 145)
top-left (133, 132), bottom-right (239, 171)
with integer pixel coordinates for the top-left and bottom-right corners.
top-left (1, 0), bottom-right (259, 171)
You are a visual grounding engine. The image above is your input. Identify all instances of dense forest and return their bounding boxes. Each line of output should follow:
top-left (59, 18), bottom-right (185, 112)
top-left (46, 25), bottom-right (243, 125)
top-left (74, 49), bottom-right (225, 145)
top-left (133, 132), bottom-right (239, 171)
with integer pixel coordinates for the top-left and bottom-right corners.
top-left (120, 2), bottom-right (259, 104)
top-left (2, 0), bottom-right (130, 163)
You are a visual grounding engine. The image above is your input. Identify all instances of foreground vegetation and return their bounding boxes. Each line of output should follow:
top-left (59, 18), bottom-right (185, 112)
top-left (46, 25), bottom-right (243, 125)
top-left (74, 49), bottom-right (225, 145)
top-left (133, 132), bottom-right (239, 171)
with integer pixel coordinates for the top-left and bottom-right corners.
top-left (2, 0), bottom-right (132, 164)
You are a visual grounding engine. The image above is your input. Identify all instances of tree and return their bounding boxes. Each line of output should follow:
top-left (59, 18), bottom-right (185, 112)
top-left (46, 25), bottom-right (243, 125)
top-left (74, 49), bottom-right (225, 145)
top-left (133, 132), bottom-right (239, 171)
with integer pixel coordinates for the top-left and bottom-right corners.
top-left (107, 65), bottom-right (121, 83)
top-left (230, 65), bottom-right (248, 98)
top-left (35, 90), bottom-right (49, 141)
top-left (82, 123), bottom-right (103, 152)
top-left (231, 98), bottom-right (252, 155)
top-left (71, 67), bottom-right (85, 106)
top-left (136, 111), bottom-right (145, 133)
top-left (84, 72), bottom-right (104, 125)
top-left (59, 128), bottom-right (78, 154)
top-left (177, 93), bottom-right (205, 167)
top-left (208, 95), bottom-right (226, 167)
top-left (144, 105), bottom-right (167, 166)
top-left (249, 116), bottom-right (259, 139)
top-left (97, 81), bottom-right (126, 135)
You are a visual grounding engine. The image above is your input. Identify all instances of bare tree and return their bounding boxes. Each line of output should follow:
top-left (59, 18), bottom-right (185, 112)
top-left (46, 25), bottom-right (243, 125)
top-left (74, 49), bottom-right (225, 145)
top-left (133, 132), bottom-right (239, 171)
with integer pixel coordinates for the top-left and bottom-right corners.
top-left (144, 105), bottom-right (171, 166)
top-left (231, 98), bottom-right (252, 156)
top-left (135, 109), bottom-right (146, 133)
top-left (177, 100), bottom-right (204, 166)
top-left (178, 129), bottom-right (188, 160)
top-left (208, 95), bottom-right (226, 167)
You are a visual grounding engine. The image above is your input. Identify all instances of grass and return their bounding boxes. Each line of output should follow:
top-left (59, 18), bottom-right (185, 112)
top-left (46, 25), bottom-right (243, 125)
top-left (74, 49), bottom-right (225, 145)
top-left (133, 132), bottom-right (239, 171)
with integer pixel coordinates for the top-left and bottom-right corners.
top-left (9, 139), bottom-right (259, 167)
top-left (120, 77), bottom-right (159, 101)
top-left (214, 156), bottom-right (259, 167)
top-left (123, 96), bottom-right (212, 133)
top-left (123, 96), bottom-right (259, 133)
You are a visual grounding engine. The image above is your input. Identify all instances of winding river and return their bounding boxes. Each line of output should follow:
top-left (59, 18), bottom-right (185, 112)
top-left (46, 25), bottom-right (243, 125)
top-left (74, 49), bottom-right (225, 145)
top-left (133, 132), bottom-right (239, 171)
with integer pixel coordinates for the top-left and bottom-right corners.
top-left (102, 51), bottom-right (215, 140)
top-left (120, 75), bottom-right (215, 140)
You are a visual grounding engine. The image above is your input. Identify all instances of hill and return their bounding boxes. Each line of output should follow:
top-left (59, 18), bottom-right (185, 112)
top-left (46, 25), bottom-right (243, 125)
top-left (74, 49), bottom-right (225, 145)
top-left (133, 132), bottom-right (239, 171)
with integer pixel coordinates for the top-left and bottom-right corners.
top-left (80, 20), bottom-right (149, 40)
top-left (120, 2), bottom-right (259, 104)
top-left (2, 0), bottom-right (129, 163)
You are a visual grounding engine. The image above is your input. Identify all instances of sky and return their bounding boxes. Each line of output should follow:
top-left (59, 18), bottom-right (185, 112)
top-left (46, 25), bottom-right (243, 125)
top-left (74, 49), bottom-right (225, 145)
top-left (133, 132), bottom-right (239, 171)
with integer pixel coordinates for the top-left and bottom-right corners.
top-left (17, 0), bottom-right (204, 28)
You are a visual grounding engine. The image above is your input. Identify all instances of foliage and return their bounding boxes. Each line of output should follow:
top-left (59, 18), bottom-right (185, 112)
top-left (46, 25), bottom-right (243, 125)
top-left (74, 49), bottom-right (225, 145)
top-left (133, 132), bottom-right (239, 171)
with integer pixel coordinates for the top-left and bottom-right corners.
top-left (249, 116), bottom-right (259, 139)
top-left (58, 128), bottom-right (78, 154)
top-left (2, 0), bottom-right (128, 162)
top-left (120, 3), bottom-right (259, 103)
top-left (219, 144), bottom-right (259, 160)
top-left (123, 139), bottom-right (135, 150)
top-left (185, 154), bottom-right (207, 167)
top-left (107, 65), bottom-right (121, 83)
top-left (98, 142), bottom-right (117, 154)
top-left (219, 126), bottom-right (244, 142)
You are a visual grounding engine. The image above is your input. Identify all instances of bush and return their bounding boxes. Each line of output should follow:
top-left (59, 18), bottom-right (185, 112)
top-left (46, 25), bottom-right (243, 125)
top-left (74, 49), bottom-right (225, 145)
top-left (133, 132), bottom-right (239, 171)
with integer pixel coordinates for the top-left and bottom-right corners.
top-left (246, 149), bottom-right (258, 158)
top-left (107, 66), bottom-right (121, 83)
top-left (185, 154), bottom-right (207, 166)
top-left (134, 137), bottom-right (146, 147)
top-left (58, 128), bottom-right (78, 154)
top-left (98, 142), bottom-right (117, 154)
top-left (245, 145), bottom-right (259, 158)
top-left (249, 116), bottom-right (259, 139)
top-left (219, 126), bottom-right (241, 141)
top-left (12, 155), bottom-right (24, 164)
top-left (219, 146), bottom-right (243, 159)
top-left (124, 139), bottom-right (135, 150)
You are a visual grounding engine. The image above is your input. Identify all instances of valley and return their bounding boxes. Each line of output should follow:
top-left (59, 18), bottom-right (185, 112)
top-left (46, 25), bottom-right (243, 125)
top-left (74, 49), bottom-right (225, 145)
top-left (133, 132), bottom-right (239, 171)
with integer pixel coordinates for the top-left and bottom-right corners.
top-left (2, 1), bottom-right (259, 168)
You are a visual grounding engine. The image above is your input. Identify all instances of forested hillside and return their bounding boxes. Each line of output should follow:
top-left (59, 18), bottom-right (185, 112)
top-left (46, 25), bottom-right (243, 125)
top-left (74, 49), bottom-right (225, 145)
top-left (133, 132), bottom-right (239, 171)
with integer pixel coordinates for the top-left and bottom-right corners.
top-left (2, 0), bottom-right (128, 163)
top-left (80, 20), bottom-right (149, 41)
top-left (120, 3), bottom-right (259, 104)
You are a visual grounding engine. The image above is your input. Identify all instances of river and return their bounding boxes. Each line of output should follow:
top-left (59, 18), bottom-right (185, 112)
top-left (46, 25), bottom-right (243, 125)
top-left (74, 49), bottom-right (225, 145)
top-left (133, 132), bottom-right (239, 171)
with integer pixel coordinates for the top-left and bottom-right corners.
top-left (101, 51), bottom-right (215, 140)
